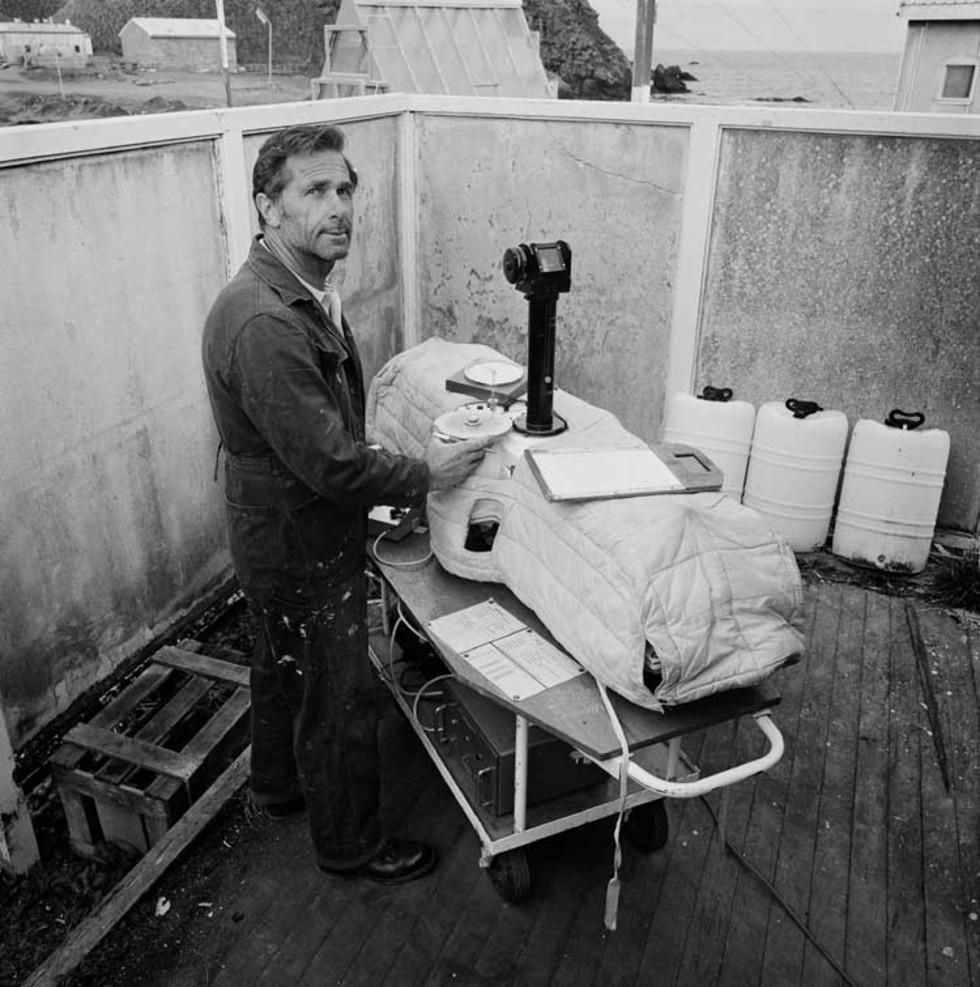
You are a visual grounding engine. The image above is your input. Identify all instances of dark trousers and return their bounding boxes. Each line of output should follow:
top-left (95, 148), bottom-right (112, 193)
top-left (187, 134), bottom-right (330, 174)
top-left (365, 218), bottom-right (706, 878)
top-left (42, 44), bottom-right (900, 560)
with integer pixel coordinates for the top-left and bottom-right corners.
top-left (248, 572), bottom-right (384, 869)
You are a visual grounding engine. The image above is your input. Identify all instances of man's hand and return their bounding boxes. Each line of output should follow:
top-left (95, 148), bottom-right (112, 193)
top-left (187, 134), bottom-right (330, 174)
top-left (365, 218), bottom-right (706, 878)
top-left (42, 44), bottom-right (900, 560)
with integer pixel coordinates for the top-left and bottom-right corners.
top-left (425, 432), bottom-right (497, 490)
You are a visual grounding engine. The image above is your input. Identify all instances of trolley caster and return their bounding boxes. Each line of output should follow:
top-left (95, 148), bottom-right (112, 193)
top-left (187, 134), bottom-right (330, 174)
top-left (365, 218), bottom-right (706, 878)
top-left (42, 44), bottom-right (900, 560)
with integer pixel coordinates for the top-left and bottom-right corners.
top-left (624, 799), bottom-right (669, 853)
top-left (485, 848), bottom-right (531, 903)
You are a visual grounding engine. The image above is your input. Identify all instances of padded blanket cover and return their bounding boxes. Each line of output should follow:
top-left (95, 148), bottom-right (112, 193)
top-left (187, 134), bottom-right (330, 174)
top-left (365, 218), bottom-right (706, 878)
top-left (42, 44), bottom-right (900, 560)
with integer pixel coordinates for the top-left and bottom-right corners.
top-left (368, 338), bottom-right (805, 711)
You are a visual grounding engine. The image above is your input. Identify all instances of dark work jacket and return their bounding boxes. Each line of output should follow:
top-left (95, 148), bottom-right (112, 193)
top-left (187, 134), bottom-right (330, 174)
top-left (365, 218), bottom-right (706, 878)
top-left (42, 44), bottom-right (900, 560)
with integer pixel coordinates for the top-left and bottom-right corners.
top-left (202, 237), bottom-right (428, 608)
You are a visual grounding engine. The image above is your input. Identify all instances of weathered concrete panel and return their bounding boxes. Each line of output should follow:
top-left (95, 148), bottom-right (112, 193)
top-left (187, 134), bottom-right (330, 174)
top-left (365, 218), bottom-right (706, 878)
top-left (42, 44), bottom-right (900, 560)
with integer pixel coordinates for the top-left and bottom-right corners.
top-left (415, 114), bottom-right (688, 441)
top-left (241, 115), bottom-right (403, 382)
top-left (699, 129), bottom-right (980, 531)
top-left (0, 143), bottom-right (229, 743)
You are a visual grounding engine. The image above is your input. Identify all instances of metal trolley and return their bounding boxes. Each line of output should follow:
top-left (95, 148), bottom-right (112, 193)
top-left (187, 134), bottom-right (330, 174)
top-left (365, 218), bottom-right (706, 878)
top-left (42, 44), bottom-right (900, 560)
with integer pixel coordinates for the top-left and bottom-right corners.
top-left (368, 534), bottom-right (785, 904)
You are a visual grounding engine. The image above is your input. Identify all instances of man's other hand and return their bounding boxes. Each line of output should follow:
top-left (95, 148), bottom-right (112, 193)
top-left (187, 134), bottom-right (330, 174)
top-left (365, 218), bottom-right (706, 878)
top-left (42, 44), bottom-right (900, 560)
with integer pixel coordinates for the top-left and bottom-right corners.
top-left (425, 433), bottom-right (497, 490)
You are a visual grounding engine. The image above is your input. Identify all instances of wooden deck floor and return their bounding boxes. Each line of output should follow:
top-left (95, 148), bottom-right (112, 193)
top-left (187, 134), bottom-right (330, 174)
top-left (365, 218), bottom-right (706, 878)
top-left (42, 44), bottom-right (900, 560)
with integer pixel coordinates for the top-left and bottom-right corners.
top-left (68, 581), bottom-right (980, 986)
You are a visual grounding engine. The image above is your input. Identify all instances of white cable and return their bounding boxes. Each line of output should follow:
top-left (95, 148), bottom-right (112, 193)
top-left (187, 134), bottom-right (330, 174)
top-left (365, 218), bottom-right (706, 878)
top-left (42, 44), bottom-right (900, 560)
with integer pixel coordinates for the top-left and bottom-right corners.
top-left (370, 528), bottom-right (433, 569)
top-left (597, 681), bottom-right (631, 932)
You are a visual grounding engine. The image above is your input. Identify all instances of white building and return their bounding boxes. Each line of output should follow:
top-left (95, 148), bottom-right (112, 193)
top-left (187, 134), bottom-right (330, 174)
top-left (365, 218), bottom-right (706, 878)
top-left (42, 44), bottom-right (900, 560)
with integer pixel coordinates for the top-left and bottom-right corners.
top-left (119, 17), bottom-right (237, 72)
top-left (895, 1), bottom-right (980, 112)
top-left (0, 20), bottom-right (92, 69)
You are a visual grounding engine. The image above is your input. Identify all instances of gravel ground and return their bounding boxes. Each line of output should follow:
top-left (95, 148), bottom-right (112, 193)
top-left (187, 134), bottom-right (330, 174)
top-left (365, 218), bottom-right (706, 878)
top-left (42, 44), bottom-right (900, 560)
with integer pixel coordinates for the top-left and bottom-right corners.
top-left (0, 57), bottom-right (314, 126)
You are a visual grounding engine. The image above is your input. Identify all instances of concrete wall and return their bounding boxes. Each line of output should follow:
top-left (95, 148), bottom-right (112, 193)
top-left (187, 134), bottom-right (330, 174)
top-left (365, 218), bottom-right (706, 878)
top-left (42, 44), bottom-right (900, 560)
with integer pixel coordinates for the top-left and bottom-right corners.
top-left (413, 111), bottom-right (688, 442)
top-left (896, 21), bottom-right (980, 113)
top-left (697, 127), bottom-right (980, 531)
top-left (0, 141), bottom-right (229, 742)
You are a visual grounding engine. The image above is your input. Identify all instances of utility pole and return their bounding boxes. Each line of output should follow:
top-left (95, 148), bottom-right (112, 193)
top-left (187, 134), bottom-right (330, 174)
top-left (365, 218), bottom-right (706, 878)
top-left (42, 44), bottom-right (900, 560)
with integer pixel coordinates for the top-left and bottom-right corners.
top-left (256, 6), bottom-right (272, 89)
top-left (215, 0), bottom-right (233, 107)
top-left (632, 0), bottom-right (656, 103)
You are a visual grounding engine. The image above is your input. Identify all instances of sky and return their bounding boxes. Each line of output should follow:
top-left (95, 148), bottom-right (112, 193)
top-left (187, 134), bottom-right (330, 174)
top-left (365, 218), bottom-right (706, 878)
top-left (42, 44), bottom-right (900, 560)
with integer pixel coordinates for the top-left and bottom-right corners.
top-left (590, 0), bottom-right (907, 56)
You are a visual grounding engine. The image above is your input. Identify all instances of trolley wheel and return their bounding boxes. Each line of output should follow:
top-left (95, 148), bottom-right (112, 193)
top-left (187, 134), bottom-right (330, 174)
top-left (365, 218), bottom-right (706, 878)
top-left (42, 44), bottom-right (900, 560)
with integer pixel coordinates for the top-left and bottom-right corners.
top-left (486, 848), bottom-right (531, 903)
top-left (624, 799), bottom-right (669, 853)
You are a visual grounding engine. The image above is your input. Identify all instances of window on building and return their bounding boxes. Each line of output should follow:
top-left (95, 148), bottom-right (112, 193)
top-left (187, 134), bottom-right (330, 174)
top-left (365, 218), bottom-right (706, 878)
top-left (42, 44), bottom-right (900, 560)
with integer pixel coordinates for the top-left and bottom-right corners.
top-left (940, 62), bottom-right (977, 100)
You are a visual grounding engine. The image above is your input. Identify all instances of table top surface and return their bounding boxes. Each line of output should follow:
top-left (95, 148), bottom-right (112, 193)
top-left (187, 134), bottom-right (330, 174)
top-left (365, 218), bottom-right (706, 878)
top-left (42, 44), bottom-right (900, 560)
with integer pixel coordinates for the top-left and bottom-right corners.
top-left (371, 533), bottom-right (780, 761)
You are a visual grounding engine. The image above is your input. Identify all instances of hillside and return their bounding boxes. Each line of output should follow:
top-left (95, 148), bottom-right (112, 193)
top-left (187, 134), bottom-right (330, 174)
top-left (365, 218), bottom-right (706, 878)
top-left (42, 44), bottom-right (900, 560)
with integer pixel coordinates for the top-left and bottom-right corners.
top-left (39, 0), bottom-right (630, 100)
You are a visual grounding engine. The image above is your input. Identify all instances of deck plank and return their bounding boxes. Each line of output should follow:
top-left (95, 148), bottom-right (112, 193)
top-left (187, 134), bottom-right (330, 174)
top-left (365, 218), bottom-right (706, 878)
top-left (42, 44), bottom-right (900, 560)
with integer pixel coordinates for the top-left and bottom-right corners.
top-left (505, 821), bottom-right (614, 987)
top-left (633, 732), bottom-right (717, 985)
top-left (672, 719), bottom-right (746, 986)
top-left (760, 580), bottom-right (843, 985)
top-left (801, 583), bottom-right (864, 985)
top-left (845, 586), bottom-right (891, 987)
top-left (885, 595), bottom-right (928, 986)
top-left (915, 606), bottom-right (976, 985)
top-left (715, 590), bottom-right (818, 986)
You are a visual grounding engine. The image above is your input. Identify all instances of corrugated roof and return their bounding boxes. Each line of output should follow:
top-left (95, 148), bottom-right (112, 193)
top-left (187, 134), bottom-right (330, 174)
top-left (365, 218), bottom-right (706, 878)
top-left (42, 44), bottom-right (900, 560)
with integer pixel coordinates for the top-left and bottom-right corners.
top-left (122, 18), bottom-right (235, 40)
top-left (325, 0), bottom-right (553, 98)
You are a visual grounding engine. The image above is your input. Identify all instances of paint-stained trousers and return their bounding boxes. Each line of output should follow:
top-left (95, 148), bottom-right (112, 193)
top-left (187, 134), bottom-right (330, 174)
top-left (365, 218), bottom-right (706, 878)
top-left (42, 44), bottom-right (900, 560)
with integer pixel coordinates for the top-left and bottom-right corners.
top-left (223, 454), bottom-right (383, 869)
top-left (247, 574), bottom-right (385, 870)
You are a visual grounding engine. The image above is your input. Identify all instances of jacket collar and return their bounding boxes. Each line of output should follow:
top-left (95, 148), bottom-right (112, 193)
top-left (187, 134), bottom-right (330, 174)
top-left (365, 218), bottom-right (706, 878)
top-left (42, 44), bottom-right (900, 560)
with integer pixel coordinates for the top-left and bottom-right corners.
top-left (246, 235), bottom-right (319, 308)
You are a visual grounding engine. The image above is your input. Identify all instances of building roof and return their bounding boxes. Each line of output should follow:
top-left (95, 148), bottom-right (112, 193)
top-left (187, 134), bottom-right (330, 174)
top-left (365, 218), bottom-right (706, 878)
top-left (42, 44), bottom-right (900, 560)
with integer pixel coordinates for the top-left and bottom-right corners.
top-left (121, 18), bottom-right (235, 40)
top-left (0, 21), bottom-right (89, 35)
top-left (326, 0), bottom-right (553, 98)
top-left (899, 0), bottom-right (980, 17)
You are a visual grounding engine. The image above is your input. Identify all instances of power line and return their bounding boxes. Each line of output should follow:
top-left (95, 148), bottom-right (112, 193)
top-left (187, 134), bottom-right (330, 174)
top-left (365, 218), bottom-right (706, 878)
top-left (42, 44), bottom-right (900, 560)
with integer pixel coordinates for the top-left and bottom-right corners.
top-left (606, 0), bottom-right (786, 99)
top-left (761, 0), bottom-right (856, 108)
top-left (705, 0), bottom-right (828, 94)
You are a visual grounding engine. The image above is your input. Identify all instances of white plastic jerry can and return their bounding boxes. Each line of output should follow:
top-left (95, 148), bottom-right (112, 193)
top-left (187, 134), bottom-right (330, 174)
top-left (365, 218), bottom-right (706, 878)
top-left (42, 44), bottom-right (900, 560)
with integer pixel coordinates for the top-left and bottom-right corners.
top-left (661, 386), bottom-right (756, 500)
top-left (742, 398), bottom-right (849, 553)
top-left (832, 409), bottom-right (950, 574)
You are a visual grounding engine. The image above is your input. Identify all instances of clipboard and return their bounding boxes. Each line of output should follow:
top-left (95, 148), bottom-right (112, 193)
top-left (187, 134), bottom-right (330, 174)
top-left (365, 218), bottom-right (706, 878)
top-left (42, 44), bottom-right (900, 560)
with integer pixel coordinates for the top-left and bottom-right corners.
top-left (524, 442), bottom-right (723, 502)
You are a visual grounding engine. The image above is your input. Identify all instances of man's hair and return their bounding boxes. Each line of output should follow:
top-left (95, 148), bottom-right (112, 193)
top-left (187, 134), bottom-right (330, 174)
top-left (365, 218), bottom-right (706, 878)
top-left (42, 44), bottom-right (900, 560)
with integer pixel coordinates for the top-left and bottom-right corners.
top-left (252, 124), bottom-right (358, 226)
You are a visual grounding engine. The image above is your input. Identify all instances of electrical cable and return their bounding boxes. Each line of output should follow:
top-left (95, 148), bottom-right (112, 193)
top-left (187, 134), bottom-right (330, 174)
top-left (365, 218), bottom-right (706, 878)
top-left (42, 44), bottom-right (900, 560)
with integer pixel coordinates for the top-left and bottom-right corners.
top-left (698, 793), bottom-right (858, 987)
top-left (606, 0), bottom-right (789, 99)
top-left (412, 672), bottom-right (456, 733)
top-left (704, 0), bottom-right (829, 97)
top-left (369, 526), bottom-right (433, 569)
top-left (761, 0), bottom-right (856, 108)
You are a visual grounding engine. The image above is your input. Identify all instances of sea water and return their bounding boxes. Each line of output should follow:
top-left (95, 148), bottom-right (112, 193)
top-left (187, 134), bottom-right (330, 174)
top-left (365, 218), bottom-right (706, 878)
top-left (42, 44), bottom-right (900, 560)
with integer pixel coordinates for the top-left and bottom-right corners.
top-left (650, 49), bottom-right (903, 111)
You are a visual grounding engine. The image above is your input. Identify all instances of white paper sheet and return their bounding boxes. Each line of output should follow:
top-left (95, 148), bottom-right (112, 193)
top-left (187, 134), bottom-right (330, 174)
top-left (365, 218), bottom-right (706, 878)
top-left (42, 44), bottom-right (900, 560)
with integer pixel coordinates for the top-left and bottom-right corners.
top-left (527, 447), bottom-right (684, 501)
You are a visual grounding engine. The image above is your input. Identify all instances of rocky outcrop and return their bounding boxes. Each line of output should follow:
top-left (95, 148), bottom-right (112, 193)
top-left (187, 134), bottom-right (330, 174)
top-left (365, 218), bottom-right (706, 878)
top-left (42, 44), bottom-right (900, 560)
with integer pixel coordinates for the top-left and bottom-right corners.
top-left (653, 63), bottom-right (697, 94)
top-left (524, 0), bottom-right (630, 100)
top-left (52, 0), bottom-right (629, 100)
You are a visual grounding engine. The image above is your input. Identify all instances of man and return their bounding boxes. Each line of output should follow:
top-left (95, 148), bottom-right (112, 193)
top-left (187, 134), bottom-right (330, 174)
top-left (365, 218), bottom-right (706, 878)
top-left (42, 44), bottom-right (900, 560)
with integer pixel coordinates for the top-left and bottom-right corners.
top-left (202, 123), bottom-right (492, 884)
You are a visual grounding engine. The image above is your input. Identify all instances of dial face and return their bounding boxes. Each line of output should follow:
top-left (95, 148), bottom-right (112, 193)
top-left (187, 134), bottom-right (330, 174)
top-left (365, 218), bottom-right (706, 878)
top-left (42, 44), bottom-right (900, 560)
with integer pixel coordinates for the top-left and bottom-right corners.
top-left (464, 361), bottom-right (524, 386)
top-left (534, 244), bottom-right (565, 273)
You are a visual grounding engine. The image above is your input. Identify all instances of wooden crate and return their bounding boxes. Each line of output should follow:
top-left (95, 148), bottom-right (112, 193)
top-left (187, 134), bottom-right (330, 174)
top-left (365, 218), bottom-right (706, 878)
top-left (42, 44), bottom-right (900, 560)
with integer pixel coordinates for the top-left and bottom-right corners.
top-left (50, 643), bottom-right (250, 858)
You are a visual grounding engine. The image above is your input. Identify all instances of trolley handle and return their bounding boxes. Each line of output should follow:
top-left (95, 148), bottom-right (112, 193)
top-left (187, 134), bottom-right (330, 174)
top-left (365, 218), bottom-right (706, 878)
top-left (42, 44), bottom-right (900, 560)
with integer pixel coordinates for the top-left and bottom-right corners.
top-left (592, 711), bottom-right (784, 799)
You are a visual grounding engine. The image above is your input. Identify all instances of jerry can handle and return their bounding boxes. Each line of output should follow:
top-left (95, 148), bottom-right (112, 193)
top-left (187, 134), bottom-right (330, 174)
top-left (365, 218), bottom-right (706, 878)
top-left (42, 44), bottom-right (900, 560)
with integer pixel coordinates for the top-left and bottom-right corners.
top-left (785, 398), bottom-right (823, 419)
top-left (884, 408), bottom-right (926, 430)
top-left (697, 386), bottom-right (734, 402)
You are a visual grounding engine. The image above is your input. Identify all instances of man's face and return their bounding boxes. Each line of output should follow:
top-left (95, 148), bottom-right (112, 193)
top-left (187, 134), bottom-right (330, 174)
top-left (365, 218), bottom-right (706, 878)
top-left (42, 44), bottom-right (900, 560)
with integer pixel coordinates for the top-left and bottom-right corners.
top-left (261, 149), bottom-right (354, 273)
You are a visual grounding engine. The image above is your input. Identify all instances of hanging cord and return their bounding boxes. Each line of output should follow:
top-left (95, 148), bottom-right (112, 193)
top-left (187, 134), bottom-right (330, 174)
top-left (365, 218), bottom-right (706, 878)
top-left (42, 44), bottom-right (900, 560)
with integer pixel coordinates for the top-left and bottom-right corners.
top-left (597, 681), bottom-right (631, 931)
top-left (698, 794), bottom-right (858, 987)
top-left (387, 605), bottom-right (445, 702)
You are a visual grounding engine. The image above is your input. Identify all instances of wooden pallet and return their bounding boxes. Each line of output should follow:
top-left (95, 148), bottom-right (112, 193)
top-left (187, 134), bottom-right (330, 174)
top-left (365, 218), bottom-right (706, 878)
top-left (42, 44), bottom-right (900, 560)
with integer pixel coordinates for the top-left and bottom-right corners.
top-left (49, 642), bottom-right (250, 858)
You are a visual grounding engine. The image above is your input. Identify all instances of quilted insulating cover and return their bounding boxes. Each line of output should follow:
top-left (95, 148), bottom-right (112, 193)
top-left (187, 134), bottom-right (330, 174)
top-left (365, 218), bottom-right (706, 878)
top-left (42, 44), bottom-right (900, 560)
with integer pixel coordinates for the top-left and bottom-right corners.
top-left (367, 338), bottom-right (805, 710)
